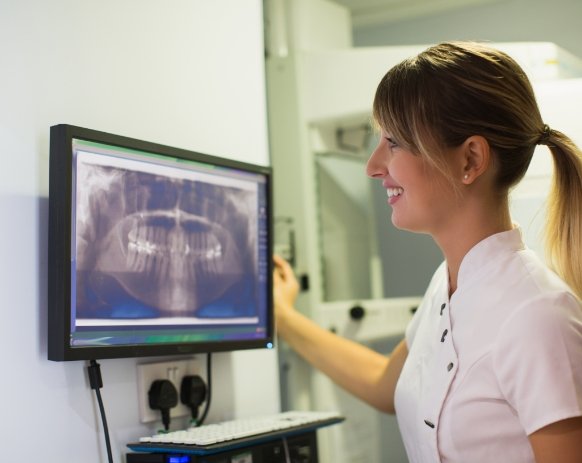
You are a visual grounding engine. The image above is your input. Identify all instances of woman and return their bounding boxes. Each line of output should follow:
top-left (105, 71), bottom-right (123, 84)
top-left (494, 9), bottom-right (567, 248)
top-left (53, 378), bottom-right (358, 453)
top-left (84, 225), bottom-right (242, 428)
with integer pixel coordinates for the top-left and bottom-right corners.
top-left (273, 41), bottom-right (582, 462)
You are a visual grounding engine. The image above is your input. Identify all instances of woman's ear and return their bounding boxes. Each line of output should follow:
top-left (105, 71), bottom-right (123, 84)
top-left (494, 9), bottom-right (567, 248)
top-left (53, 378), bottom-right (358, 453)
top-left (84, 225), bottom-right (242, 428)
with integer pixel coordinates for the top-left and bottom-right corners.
top-left (460, 135), bottom-right (491, 184)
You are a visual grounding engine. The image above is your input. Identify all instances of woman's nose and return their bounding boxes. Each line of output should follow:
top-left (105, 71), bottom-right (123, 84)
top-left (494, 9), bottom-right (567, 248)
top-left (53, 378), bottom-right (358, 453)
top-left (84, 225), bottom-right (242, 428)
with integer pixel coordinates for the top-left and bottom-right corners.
top-left (366, 146), bottom-right (387, 179)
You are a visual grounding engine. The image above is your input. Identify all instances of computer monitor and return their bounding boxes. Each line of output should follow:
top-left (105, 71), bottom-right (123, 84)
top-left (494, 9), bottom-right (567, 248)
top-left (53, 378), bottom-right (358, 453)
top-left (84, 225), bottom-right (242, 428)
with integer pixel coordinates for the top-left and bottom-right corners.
top-left (48, 124), bottom-right (273, 361)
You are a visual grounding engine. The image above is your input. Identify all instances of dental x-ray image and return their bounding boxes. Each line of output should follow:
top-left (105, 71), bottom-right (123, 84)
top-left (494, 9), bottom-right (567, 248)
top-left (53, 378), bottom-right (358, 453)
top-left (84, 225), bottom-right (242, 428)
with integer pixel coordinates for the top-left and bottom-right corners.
top-left (74, 159), bottom-right (259, 321)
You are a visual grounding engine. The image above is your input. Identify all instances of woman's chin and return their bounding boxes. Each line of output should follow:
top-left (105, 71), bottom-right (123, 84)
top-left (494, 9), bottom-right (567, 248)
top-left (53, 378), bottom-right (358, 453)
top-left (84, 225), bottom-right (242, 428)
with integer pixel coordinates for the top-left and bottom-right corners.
top-left (391, 214), bottom-right (423, 234)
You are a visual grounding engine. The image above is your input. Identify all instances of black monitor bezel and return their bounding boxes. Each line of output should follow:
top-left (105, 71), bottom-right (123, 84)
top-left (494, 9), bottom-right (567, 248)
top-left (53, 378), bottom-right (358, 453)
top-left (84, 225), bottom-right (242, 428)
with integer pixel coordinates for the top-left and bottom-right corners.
top-left (47, 124), bottom-right (274, 361)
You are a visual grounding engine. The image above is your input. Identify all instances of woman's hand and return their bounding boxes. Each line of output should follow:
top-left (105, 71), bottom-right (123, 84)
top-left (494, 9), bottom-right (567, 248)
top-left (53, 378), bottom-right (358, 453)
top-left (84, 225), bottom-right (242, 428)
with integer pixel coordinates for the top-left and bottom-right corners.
top-left (273, 254), bottom-right (300, 331)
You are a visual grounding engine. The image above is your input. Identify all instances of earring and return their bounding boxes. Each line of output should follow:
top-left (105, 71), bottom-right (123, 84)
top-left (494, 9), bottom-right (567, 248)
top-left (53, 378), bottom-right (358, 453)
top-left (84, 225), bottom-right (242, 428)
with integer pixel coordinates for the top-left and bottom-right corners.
top-left (463, 174), bottom-right (469, 180)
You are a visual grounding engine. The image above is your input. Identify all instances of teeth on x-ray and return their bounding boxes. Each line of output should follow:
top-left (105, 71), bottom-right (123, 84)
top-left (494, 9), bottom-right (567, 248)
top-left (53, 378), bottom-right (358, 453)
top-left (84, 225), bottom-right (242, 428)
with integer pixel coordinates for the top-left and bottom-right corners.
top-left (125, 220), bottom-right (224, 269)
top-left (75, 165), bottom-right (258, 318)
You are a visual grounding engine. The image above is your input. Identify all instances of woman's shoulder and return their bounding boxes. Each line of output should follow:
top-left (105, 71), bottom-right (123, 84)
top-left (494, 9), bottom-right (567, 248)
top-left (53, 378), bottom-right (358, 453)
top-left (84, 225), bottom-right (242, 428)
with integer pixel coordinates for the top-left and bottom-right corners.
top-left (495, 274), bottom-right (582, 351)
top-left (482, 244), bottom-right (576, 307)
top-left (492, 284), bottom-right (582, 435)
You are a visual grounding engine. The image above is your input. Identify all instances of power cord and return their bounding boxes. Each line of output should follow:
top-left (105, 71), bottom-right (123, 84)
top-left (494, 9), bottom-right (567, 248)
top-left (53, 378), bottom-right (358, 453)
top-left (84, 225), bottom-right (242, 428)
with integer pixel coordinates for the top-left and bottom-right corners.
top-left (195, 353), bottom-right (212, 426)
top-left (180, 374), bottom-right (207, 425)
top-left (86, 356), bottom-right (211, 461)
top-left (88, 360), bottom-right (114, 463)
top-left (148, 379), bottom-right (178, 431)
top-left (148, 354), bottom-right (212, 430)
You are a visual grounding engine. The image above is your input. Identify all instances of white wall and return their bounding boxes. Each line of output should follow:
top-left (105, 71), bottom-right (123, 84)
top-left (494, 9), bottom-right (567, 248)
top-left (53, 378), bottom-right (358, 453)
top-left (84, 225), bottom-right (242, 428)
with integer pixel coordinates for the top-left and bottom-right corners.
top-left (0, 1), bottom-right (279, 462)
top-left (353, 0), bottom-right (582, 59)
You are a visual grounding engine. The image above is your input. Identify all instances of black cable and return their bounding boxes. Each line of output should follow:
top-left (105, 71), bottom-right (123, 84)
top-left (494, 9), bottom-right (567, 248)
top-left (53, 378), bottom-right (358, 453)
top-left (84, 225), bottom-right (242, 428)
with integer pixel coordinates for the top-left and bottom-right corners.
top-left (88, 360), bottom-right (114, 463)
top-left (195, 353), bottom-right (212, 426)
top-left (148, 379), bottom-right (178, 431)
top-left (181, 375), bottom-right (207, 424)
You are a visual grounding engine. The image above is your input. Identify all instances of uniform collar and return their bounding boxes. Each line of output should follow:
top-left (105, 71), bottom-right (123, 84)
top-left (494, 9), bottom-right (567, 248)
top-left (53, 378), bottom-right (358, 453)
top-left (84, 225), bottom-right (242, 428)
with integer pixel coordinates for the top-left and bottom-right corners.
top-left (455, 227), bottom-right (526, 290)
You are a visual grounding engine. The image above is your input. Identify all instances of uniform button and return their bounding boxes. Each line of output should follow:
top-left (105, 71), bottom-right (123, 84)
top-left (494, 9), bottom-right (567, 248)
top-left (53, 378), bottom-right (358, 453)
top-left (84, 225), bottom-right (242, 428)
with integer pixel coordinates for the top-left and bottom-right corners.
top-left (441, 329), bottom-right (448, 342)
top-left (440, 303), bottom-right (446, 315)
top-left (424, 419), bottom-right (435, 428)
top-left (447, 362), bottom-right (454, 372)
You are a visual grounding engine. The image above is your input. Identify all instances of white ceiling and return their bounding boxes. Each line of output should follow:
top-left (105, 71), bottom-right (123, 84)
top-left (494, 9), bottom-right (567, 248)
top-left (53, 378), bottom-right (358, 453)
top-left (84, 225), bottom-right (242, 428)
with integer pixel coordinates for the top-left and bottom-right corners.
top-left (330, 0), bottom-right (506, 28)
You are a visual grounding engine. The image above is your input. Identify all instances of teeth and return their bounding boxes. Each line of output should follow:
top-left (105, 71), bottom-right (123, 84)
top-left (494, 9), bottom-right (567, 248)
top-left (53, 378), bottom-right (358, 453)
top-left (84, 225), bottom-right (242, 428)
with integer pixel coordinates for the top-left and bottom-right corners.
top-left (125, 224), bottom-right (224, 263)
top-left (387, 187), bottom-right (404, 198)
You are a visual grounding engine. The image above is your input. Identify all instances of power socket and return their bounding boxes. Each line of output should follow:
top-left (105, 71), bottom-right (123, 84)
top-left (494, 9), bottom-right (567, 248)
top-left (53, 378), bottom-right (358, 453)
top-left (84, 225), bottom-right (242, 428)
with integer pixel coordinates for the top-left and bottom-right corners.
top-left (137, 358), bottom-right (205, 424)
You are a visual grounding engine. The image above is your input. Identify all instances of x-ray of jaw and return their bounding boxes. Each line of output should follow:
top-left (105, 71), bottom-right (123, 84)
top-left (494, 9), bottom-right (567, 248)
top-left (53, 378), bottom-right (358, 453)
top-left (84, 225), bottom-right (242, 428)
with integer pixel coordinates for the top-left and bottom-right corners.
top-left (75, 163), bottom-right (259, 320)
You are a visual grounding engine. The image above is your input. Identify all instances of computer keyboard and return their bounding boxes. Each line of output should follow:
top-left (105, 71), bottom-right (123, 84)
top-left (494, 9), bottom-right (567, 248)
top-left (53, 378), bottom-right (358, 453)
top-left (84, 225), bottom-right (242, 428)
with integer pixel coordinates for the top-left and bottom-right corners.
top-left (127, 410), bottom-right (344, 455)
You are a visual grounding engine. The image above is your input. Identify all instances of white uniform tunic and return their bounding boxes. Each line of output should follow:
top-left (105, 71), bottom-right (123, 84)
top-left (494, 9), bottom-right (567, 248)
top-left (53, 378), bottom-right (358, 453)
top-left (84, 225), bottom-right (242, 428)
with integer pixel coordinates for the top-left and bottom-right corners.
top-left (394, 228), bottom-right (582, 462)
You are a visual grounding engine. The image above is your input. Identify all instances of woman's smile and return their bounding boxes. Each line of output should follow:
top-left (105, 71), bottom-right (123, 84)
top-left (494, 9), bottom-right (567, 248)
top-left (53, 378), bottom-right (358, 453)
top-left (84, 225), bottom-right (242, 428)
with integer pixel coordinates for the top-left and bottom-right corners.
top-left (386, 187), bottom-right (404, 205)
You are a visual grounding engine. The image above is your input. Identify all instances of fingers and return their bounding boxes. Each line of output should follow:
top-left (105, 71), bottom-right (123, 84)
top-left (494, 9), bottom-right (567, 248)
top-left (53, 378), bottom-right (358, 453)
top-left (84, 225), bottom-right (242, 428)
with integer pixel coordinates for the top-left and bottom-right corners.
top-left (272, 255), bottom-right (288, 289)
top-left (273, 254), bottom-right (292, 278)
top-left (273, 266), bottom-right (283, 285)
top-left (273, 254), bottom-right (299, 298)
top-left (273, 253), bottom-right (287, 270)
top-left (273, 255), bottom-right (285, 280)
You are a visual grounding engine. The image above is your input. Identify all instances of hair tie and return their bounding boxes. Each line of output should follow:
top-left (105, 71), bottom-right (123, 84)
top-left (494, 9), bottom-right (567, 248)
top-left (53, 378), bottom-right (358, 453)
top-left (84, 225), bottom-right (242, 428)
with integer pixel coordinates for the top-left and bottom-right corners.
top-left (537, 124), bottom-right (552, 145)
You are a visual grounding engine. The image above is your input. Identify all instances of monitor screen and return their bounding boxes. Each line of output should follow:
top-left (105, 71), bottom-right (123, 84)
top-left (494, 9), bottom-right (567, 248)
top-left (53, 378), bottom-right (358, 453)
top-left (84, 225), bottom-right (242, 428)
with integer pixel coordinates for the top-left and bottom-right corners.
top-left (48, 124), bottom-right (273, 361)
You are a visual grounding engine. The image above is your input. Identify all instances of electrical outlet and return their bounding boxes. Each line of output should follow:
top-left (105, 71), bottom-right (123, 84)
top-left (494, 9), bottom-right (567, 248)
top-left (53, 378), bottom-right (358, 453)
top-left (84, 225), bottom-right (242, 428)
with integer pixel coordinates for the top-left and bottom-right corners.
top-left (137, 357), bottom-right (205, 424)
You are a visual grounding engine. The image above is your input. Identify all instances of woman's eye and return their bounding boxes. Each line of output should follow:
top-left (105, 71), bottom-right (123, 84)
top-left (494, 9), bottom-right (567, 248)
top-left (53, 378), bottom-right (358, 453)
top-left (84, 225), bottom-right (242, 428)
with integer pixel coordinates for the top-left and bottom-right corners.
top-left (386, 137), bottom-right (398, 148)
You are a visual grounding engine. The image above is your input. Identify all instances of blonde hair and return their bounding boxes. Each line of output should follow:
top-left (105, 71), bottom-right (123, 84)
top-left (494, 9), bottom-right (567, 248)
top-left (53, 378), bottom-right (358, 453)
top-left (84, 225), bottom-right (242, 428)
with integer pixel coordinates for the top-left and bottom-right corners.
top-left (373, 41), bottom-right (582, 299)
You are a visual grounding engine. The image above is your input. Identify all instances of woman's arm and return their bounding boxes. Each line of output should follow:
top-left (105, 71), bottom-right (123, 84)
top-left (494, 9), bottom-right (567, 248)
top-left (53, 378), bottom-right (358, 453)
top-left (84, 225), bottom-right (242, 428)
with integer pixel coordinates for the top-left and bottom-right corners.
top-left (274, 255), bottom-right (407, 413)
top-left (529, 417), bottom-right (582, 463)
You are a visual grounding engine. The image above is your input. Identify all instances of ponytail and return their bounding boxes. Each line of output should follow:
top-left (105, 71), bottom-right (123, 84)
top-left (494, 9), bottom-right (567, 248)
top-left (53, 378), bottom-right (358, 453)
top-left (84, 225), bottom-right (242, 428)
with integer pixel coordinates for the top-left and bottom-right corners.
top-left (544, 129), bottom-right (582, 300)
